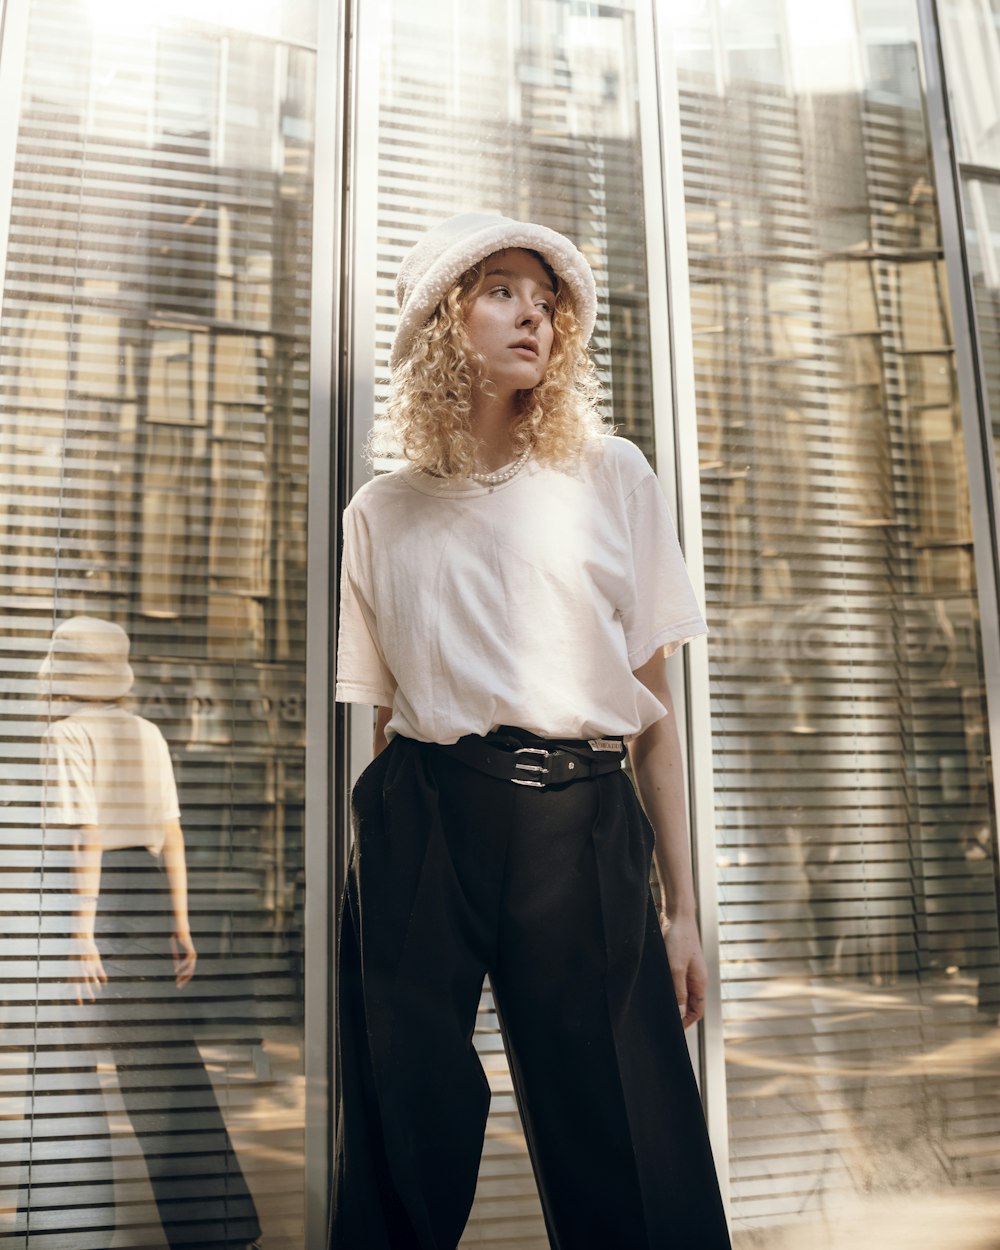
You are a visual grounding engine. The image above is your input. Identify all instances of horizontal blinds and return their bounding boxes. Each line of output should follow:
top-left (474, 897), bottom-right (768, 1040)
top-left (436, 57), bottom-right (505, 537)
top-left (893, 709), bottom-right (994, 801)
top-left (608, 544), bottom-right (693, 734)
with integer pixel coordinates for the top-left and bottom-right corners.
top-left (372, 3), bottom-right (650, 1246)
top-left (0, 2), bottom-right (315, 1246)
top-left (674, 7), bottom-right (1000, 1232)
top-left (374, 0), bottom-right (655, 464)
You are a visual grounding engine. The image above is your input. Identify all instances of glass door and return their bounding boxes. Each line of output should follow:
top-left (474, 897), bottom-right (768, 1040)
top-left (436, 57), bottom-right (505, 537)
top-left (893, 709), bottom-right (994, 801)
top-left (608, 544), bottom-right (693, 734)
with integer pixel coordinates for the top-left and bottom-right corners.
top-left (664, 1), bottom-right (1000, 1245)
top-left (0, 1), bottom-right (321, 1244)
top-left (344, 1), bottom-right (701, 1243)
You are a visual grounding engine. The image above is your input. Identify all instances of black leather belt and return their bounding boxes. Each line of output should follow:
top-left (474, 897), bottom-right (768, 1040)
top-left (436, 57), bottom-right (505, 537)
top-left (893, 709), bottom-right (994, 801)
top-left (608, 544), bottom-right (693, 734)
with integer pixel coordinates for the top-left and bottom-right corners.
top-left (431, 727), bottom-right (626, 789)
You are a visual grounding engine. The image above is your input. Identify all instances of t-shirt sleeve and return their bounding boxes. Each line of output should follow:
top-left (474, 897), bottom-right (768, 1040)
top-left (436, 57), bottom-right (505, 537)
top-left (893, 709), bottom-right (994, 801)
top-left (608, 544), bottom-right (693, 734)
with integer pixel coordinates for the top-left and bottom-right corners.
top-left (40, 722), bottom-right (97, 827)
top-left (334, 502), bottom-right (397, 707)
top-left (621, 471), bottom-right (709, 669)
top-left (153, 729), bottom-right (181, 823)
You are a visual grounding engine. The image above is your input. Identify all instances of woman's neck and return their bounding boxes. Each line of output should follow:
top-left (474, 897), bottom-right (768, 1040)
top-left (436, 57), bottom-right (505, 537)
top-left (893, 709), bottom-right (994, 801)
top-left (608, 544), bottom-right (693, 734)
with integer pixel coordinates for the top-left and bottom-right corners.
top-left (469, 388), bottom-right (520, 471)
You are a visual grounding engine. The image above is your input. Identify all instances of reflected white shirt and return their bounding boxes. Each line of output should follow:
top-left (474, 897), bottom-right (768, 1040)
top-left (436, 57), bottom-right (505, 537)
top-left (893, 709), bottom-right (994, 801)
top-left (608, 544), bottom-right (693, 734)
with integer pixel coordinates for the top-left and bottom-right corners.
top-left (41, 705), bottom-right (180, 854)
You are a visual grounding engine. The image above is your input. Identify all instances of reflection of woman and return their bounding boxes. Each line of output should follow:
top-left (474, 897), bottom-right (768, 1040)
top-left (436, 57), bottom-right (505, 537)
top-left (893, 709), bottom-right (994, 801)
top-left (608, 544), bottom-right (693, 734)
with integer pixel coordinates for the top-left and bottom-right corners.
top-left (34, 616), bottom-right (261, 1250)
top-left (333, 214), bottom-right (731, 1248)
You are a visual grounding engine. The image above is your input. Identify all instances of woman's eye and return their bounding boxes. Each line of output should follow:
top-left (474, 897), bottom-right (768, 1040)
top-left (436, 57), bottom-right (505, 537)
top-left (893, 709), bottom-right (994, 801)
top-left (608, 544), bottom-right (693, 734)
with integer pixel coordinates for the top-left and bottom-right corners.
top-left (490, 285), bottom-right (511, 298)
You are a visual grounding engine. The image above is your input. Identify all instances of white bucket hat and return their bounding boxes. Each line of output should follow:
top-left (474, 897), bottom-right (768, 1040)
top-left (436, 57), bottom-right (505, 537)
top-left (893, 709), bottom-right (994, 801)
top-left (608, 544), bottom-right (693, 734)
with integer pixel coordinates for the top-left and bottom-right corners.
top-left (38, 616), bottom-right (134, 700)
top-left (391, 212), bottom-right (598, 370)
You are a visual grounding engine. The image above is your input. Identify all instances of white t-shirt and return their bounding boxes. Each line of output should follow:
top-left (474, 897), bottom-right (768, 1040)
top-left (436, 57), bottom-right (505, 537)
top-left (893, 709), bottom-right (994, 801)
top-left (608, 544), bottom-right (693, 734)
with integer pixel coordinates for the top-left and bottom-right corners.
top-left (41, 704), bottom-right (181, 854)
top-left (335, 434), bottom-right (707, 744)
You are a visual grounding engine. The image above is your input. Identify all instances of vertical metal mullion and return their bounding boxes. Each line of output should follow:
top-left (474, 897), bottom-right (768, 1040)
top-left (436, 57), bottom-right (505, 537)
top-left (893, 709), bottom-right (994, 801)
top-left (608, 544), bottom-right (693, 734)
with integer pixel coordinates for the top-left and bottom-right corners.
top-left (637, 0), bottom-right (732, 1212)
top-left (340, 0), bottom-right (381, 828)
top-left (304, 0), bottom-right (348, 1241)
top-left (633, 0), bottom-right (697, 1070)
top-left (916, 0), bottom-right (1000, 852)
top-left (0, 0), bottom-right (28, 312)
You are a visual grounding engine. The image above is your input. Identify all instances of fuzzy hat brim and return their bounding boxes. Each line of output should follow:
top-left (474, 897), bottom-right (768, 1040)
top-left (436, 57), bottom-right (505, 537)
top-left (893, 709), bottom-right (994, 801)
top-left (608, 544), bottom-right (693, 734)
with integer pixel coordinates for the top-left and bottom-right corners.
top-left (391, 212), bottom-right (597, 370)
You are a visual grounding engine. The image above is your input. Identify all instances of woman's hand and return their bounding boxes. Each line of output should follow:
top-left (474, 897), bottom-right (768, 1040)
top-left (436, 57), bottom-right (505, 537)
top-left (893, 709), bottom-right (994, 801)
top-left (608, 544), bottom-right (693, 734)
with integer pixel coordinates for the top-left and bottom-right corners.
top-left (72, 935), bottom-right (107, 1006)
top-left (171, 930), bottom-right (198, 988)
top-left (374, 705), bottom-right (393, 756)
top-left (629, 652), bottom-right (709, 1032)
top-left (161, 821), bottom-right (197, 988)
top-left (660, 911), bottom-right (708, 1030)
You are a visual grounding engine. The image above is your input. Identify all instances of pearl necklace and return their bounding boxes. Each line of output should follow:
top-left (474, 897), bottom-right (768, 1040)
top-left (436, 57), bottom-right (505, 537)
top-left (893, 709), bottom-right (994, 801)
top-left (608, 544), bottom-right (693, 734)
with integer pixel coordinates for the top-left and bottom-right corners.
top-left (468, 446), bottom-right (531, 491)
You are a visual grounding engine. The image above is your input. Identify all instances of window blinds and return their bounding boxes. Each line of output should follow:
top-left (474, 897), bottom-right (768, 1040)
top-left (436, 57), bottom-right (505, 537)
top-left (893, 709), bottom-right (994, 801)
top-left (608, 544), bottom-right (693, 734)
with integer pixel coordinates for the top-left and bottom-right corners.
top-left (672, 4), bottom-right (1000, 1235)
top-left (0, 2), bottom-right (316, 1245)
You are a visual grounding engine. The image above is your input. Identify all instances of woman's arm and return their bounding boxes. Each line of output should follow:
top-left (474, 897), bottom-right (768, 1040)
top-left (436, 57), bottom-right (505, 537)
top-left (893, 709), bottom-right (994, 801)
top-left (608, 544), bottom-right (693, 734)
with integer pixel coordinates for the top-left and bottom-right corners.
top-left (628, 650), bottom-right (707, 1030)
top-left (71, 824), bottom-right (107, 1004)
top-left (374, 705), bottom-right (393, 756)
top-left (161, 818), bottom-right (197, 987)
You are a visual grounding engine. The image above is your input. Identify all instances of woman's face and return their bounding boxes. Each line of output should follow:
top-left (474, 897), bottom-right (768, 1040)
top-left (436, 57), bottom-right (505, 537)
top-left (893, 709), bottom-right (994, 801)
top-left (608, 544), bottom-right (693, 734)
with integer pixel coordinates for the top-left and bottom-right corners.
top-left (463, 248), bottom-right (556, 396)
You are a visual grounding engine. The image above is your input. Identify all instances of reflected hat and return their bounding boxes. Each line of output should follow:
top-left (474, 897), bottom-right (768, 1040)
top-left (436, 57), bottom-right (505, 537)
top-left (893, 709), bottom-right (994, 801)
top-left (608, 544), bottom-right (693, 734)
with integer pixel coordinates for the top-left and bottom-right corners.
top-left (38, 616), bottom-right (134, 700)
top-left (391, 211), bottom-right (598, 369)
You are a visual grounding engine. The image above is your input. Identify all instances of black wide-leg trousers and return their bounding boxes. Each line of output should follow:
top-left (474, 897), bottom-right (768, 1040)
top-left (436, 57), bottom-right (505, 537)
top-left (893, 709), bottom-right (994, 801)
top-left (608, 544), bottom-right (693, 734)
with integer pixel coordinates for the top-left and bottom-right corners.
top-left (330, 735), bottom-right (731, 1250)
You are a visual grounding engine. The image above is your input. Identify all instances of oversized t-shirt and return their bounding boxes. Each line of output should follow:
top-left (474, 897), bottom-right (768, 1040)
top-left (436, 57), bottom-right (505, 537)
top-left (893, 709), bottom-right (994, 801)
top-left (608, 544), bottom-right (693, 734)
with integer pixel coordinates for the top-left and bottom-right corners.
top-left (335, 434), bottom-right (707, 744)
top-left (41, 705), bottom-right (181, 854)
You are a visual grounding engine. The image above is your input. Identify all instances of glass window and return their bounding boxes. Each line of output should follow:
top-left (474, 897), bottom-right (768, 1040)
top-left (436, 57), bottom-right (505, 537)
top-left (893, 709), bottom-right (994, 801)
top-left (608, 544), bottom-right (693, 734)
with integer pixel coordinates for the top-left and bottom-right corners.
top-left (668, 1), bottom-right (1000, 1245)
top-left (365, 1), bottom-right (659, 1241)
top-left (369, 0), bottom-right (656, 461)
top-left (939, 2), bottom-right (1000, 523)
top-left (938, 0), bottom-right (1000, 167)
top-left (960, 175), bottom-right (1000, 447)
top-left (0, 1), bottom-right (317, 1245)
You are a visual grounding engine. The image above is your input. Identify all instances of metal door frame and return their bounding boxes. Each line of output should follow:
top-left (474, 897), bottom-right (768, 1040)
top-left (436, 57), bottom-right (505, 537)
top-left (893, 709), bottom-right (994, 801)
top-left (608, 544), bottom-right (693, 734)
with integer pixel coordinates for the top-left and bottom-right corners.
top-left (917, 0), bottom-right (1000, 887)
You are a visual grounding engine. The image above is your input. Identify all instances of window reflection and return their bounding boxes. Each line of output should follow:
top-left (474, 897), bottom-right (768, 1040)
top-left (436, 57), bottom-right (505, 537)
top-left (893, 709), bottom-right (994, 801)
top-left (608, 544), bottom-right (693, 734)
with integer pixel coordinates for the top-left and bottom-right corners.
top-left (671, 1), bottom-right (1000, 1245)
top-left (1, 1), bottom-right (315, 1244)
top-left (939, 3), bottom-right (1000, 539)
top-left (372, 0), bottom-right (655, 458)
top-left (34, 617), bottom-right (261, 1247)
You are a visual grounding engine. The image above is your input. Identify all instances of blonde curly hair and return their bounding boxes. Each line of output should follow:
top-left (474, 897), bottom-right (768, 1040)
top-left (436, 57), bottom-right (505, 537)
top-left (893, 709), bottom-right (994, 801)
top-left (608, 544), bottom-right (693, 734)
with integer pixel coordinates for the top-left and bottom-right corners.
top-left (370, 251), bottom-right (608, 478)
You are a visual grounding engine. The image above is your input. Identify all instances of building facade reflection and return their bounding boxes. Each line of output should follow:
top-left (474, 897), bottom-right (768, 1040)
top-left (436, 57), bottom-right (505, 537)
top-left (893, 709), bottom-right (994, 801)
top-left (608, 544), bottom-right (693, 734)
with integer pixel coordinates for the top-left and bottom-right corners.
top-left (672, 0), bottom-right (1000, 1242)
top-left (0, 1), bottom-right (315, 1244)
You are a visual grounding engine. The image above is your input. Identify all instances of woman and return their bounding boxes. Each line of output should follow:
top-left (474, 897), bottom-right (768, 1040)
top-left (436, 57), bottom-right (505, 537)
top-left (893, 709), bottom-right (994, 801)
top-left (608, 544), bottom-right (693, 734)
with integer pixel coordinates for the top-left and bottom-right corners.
top-left (333, 213), bottom-right (731, 1249)
top-left (33, 616), bottom-right (261, 1250)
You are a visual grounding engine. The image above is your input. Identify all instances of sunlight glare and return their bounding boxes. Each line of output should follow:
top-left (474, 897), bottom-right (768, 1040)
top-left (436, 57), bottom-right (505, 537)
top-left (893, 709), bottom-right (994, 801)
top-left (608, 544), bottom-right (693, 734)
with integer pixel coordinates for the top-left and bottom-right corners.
top-left (84, 0), bottom-right (283, 38)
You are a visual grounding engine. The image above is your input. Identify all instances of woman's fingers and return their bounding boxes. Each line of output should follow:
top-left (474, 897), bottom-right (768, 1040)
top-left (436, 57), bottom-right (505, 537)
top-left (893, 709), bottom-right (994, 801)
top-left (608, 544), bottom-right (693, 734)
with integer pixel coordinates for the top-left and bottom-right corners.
top-left (676, 970), bottom-right (705, 1029)
top-left (683, 981), bottom-right (706, 1029)
top-left (73, 942), bottom-right (107, 1005)
top-left (665, 917), bottom-right (708, 1030)
top-left (171, 933), bottom-right (198, 987)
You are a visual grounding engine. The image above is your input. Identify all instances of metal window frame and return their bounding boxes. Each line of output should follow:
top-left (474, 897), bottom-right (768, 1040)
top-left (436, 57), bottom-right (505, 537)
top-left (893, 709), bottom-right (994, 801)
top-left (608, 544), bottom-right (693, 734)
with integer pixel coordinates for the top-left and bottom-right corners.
top-left (916, 0), bottom-right (1000, 880)
top-left (638, 0), bottom-right (732, 1211)
top-left (340, 0), bottom-right (381, 844)
top-left (304, 0), bottom-right (350, 1240)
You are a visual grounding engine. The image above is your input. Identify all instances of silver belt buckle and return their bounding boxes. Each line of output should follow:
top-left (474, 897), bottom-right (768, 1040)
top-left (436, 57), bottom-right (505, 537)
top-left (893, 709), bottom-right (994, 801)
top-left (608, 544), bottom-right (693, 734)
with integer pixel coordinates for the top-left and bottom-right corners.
top-left (512, 746), bottom-right (551, 787)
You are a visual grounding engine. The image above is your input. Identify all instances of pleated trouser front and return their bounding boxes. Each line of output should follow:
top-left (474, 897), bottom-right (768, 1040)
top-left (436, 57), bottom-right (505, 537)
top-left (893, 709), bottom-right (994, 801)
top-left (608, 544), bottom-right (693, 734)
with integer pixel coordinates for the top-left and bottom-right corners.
top-left (330, 735), bottom-right (731, 1250)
